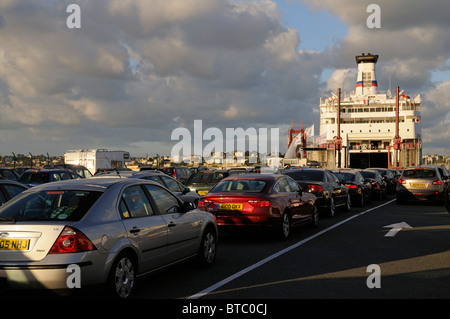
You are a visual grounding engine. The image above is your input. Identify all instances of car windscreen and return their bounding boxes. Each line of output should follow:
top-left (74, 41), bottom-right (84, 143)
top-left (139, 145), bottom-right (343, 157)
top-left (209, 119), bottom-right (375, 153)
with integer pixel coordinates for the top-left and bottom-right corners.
top-left (187, 173), bottom-right (226, 185)
top-left (19, 172), bottom-right (50, 184)
top-left (208, 180), bottom-right (268, 193)
top-left (284, 170), bottom-right (324, 181)
top-left (333, 172), bottom-right (356, 182)
top-left (360, 171), bottom-right (376, 179)
top-left (0, 190), bottom-right (102, 221)
top-left (402, 169), bottom-right (436, 179)
top-left (158, 168), bottom-right (173, 176)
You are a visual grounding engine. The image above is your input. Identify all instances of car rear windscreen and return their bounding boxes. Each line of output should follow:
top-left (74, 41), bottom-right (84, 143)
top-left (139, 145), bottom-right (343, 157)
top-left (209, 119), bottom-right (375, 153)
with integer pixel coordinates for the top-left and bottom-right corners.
top-left (0, 190), bottom-right (102, 221)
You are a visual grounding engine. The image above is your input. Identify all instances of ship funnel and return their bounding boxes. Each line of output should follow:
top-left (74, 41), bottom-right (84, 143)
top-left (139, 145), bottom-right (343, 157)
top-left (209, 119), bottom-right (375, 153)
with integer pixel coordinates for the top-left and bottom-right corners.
top-left (355, 53), bottom-right (378, 95)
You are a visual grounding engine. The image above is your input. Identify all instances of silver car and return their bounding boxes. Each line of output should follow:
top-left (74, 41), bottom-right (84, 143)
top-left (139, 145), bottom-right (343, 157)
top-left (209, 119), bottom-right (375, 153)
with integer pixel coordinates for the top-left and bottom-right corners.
top-left (0, 179), bottom-right (28, 205)
top-left (0, 178), bottom-right (217, 298)
top-left (396, 166), bottom-right (446, 204)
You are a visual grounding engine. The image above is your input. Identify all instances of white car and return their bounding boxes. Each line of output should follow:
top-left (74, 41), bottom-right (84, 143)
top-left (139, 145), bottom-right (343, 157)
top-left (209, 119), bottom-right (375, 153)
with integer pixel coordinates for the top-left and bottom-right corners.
top-left (0, 178), bottom-right (217, 298)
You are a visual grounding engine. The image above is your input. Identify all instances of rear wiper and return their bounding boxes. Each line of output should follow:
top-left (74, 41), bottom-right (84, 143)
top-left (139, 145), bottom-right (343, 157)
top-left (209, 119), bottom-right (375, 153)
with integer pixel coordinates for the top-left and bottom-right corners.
top-left (0, 217), bottom-right (15, 223)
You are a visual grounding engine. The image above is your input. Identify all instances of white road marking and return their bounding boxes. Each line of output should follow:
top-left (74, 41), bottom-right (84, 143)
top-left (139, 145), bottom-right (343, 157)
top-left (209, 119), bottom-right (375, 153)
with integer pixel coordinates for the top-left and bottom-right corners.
top-left (187, 199), bottom-right (396, 299)
top-left (383, 222), bottom-right (412, 237)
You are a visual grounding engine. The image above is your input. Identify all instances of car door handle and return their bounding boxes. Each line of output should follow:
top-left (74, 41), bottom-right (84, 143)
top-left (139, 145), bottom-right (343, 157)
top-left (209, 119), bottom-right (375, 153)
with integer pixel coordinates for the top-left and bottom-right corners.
top-left (168, 222), bottom-right (176, 228)
top-left (130, 227), bottom-right (140, 234)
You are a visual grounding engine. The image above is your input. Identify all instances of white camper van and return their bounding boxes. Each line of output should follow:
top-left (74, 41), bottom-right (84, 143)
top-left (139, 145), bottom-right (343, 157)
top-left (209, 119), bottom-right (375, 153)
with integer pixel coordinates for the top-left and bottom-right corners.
top-left (64, 149), bottom-right (131, 175)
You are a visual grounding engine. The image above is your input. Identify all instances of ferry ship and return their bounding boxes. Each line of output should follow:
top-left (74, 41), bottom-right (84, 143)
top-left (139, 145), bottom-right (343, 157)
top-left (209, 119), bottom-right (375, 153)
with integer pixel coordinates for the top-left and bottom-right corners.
top-left (316, 53), bottom-right (422, 169)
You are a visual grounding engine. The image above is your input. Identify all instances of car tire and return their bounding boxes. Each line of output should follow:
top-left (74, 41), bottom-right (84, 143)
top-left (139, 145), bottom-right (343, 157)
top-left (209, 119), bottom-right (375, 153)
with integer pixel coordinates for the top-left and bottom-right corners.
top-left (344, 195), bottom-right (351, 211)
top-left (445, 184), bottom-right (450, 214)
top-left (359, 193), bottom-right (364, 207)
top-left (310, 205), bottom-right (319, 228)
top-left (280, 212), bottom-right (291, 240)
top-left (107, 252), bottom-right (136, 299)
top-left (328, 197), bottom-right (336, 217)
top-left (197, 227), bottom-right (217, 267)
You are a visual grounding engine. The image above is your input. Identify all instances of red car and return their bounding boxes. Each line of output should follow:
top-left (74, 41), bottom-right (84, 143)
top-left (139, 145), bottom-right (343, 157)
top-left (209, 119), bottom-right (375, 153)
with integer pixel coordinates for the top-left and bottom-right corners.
top-left (197, 174), bottom-right (318, 239)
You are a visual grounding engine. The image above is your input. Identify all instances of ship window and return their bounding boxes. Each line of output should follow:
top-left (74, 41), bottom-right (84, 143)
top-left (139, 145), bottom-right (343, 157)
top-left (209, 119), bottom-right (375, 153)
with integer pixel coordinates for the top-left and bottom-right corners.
top-left (362, 72), bottom-right (372, 88)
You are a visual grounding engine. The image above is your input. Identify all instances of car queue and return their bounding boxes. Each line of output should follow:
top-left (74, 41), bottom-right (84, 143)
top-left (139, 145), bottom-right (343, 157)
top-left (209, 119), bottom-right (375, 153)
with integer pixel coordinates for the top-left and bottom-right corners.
top-left (0, 163), bottom-right (447, 298)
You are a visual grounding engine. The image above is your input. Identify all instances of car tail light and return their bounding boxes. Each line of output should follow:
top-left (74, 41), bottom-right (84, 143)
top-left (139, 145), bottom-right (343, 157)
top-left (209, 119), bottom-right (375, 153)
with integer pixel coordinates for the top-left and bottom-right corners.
top-left (308, 184), bottom-right (323, 192)
top-left (432, 180), bottom-right (442, 185)
top-left (398, 179), bottom-right (406, 184)
top-left (197, 200), bottom-right (205, 207)
top-left (197, 199), bottom-right (213, 208)
top-left (248, 200), bottom-right (270, 207)
top-left (346, 184), bottom-right (357, 189)
top-left (49, 226), bottom-right (96, 254)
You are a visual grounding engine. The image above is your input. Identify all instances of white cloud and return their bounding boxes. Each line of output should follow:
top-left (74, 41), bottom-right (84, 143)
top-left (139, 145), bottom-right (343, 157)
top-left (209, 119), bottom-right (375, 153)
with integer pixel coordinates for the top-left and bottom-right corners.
top-left (0, 0), bottom-right (448, 157)
top-left (0, 0), bottom-right (323, 156)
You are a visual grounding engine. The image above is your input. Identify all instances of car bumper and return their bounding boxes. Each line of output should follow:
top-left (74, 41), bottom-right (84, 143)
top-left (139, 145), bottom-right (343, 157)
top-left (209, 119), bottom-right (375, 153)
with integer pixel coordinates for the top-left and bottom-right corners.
top-left (396, 188), bottom-right (442, 202)
top-left (0, 252), bottom-right (106, 290)
top-left (215, 213), bottom-right (276, 227)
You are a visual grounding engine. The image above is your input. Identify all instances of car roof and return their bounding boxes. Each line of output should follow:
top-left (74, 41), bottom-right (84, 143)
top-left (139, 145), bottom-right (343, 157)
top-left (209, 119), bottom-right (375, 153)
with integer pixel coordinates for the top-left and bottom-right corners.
top-left (26, 177), bottom-right (162, 192)
top-left (192, 170), bottom-right (230, 174)
top-left (23, 168), bottom-right (76, 173)
top-left (0, 179), bottom-right (28, 187)
top-left (331, 169), bottom-right (359, 173)
top-left (404, 166), bottom-right (438, 170)
top-left (285, 166), bottom-right (325, 170)
top-left (94, 170), bottom-right (168, 178)
top-left (220, 173), bottom-right (282, 181)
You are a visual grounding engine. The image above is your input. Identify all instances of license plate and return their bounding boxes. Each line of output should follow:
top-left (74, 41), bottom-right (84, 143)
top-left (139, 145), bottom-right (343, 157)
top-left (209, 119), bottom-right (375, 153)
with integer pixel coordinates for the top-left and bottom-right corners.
top-left (0, 239), bottom-right (30, 251)
top-left (198, 190), bottom-right (209, 196)
top-left (411, 183), bottom-right (427, 187)
top-left (218, 203), bottom-right (243, 210)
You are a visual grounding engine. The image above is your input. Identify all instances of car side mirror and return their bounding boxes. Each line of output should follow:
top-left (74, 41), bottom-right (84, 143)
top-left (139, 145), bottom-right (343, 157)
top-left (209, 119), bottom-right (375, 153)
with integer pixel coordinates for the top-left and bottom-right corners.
top-left (181, 201), bottom-right (195, 212)
top-left (182, 187), bottom-right (190, 195)
top-left (298, 185), bottom-right (305, 194)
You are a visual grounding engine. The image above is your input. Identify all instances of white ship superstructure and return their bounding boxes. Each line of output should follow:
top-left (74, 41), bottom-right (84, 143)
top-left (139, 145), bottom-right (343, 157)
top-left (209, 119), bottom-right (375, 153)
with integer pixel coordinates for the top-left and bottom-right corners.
top-left (318, 53), bottom-right (422, 168)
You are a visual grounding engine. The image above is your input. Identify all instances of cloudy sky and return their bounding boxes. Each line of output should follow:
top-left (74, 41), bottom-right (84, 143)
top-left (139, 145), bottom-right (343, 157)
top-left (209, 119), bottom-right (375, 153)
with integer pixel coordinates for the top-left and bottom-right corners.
top-left (0, 0), bottom-right (449, 158)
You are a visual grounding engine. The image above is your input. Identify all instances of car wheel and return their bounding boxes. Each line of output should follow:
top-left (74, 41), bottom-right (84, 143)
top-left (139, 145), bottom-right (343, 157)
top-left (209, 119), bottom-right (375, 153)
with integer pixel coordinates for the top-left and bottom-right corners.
top-left (108, 253), bottom-right (136, 299)
top-left (280, 212), bottom-right (291, 239)
top-left (376, 190), bottom-right (382, 200)
top-left (359, 193), bottom-right (364, 207)
top-left (310, 205), bottom-right (319, 228)
top-left (328, 197), bottom-right (336, 217)
top-left (197, 227), bottom-right (217, 266)
top-left (368, 191), bottom-right (373, 203)
top-left (445, 184), bottom-right (450, 214)
top-left (344, 195), bottom-right (351, 211)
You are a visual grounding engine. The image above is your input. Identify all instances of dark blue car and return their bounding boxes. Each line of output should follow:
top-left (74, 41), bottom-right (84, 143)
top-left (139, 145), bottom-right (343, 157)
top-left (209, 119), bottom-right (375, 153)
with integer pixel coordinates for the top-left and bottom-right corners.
top-left (18, 169), bottom-right (82, 187)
